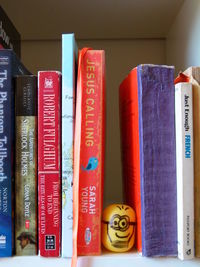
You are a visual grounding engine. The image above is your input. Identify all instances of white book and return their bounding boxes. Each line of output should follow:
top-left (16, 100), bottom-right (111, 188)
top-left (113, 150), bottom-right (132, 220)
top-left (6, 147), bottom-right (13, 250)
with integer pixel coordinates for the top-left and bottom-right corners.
top-left (175, 82), bottom-right (194, 260)
top-left (61, 33), bottom-right (78, 257)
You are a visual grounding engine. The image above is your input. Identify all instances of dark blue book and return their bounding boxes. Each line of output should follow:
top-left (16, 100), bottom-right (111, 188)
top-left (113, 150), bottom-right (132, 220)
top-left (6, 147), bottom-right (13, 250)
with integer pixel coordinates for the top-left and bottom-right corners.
top-left (0, 49), bottom-right (30, 257)
top-left (0, 6), bottom-right (21, 58)
top-left (137, 65), bottom-right (177, 256)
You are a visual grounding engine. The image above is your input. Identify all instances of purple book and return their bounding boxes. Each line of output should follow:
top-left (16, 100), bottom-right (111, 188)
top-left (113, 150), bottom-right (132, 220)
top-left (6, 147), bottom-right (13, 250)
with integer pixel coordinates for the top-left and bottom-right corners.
top-left (137, 65), bottom-right (177, 256)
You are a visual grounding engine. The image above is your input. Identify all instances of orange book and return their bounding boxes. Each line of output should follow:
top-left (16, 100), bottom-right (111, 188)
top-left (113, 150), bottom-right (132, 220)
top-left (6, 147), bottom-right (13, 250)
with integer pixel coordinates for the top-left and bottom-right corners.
top-left (73, 48), bottom-right (105, 258)
top-left (119, 69), bottom-right (142, 252)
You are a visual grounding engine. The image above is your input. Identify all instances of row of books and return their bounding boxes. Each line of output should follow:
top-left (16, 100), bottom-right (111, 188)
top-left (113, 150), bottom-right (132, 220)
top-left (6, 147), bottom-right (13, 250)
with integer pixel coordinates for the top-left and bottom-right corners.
top-left (0, 34), bottom-right (105, 258)
top-left (0, 31), bottom-right (198, 261)
top-left (0, 4), bottom-right (198, 262)
top-left (119, 65), bottom-right (200, 260)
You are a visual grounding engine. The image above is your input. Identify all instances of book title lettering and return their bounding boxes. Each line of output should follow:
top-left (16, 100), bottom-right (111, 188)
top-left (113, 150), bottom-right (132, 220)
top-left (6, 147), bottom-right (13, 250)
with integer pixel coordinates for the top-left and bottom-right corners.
top-left (0, 91), bottom-right (7, 182)
top-left (43, 91), bottom-right (56, 170)
top-left (47, 181), bottom-right (59, 228)
top-left (40, 174), bottom-right (46, 235)
top-left (184, 94), bottom-right (190, 132)
top-left (0, 70), bottom-right (7, 88)
top-left (184, 94), bottom-right (191, 159)
top-left (21, 118), bottom-right (29, 176)
top-left (85, 59), bottom-right (95, 147)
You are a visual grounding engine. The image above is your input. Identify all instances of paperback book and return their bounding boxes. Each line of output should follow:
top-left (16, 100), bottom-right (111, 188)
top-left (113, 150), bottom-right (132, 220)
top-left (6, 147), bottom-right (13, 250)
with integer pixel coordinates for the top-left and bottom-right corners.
top-left (183, 67), bottom-right (200, 257)
top-left (15, 75), bottom-right (37, 256)
top-left (73, 48), bottom-right (105, 257)
top-left (38, 71), bottom-right (61, 257)
top-left (175, 79), bottom-right (194, 260)
top-left (61, 33), bottom-right (77, 258)
top-left (0, 49), bottom-right (30, 257)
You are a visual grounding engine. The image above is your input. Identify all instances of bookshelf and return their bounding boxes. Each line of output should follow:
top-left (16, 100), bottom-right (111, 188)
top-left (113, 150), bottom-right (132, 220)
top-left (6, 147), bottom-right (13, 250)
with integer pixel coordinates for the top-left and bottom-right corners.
top-left (1, 253), bottom-right (200, 267)
top-left (1, 0), bottom-right (200, 266)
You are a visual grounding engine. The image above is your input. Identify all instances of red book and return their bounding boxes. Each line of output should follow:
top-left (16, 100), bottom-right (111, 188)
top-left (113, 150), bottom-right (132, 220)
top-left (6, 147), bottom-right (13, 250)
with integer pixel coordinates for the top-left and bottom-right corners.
top-left (38, 71), bottom-right (61, 257)
top-left (73, 48), bottom-right (105, 257)
top-left (119, 69), bottom-right (142, 252)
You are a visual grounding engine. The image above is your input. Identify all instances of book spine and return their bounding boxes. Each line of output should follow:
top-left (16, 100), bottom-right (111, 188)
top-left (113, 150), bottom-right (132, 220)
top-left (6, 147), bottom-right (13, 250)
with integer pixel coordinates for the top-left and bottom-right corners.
top-left (191, 72), bottom-right (200, 257)
top-left (137, 65), bottom-right (177, 256)
top-left (119, 69), bottom-right (142, 252)
top-left (77, 50), bottom-right (105, 255)
top-left (175, 82), bottom-right (194, 260)
top-left (61, 34), bottom-right (77, 257)
top-left (0, 7), bottom-right (21, 58)
top-left (38, 71), bottom-right (61, 257)
top-left (15, 75), bottom-right (37, 255)
top-left (183, 67), bottom-right (200, 257)
top-left (0, 53), bottom-right (12, 257)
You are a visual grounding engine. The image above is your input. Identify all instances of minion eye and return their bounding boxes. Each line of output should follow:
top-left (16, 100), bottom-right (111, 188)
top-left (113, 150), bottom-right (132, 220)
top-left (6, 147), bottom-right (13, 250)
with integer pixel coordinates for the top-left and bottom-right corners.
top-left (113, 218), bottom-right (119, 225)
top-left (110, 215), bottom-right (120, 228)
top-left (119, 218), bottom-right (128, 229)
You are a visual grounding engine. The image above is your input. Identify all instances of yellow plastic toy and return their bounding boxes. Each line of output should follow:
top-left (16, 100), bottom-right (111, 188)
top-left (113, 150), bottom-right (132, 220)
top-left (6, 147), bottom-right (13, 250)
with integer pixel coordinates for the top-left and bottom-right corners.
top-left (102, 204), bottom-right (136, 252)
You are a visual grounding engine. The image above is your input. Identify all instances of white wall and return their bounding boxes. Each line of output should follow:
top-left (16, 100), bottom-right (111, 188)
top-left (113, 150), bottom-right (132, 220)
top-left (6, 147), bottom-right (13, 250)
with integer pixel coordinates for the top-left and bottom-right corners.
top-left (166, 0), bottom-right (200, 74)
top-left (21, 39), bottom-right (165, 206)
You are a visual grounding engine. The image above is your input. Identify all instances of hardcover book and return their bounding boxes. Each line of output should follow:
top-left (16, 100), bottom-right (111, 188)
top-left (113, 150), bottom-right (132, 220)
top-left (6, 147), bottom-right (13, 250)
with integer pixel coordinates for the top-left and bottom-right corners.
top-left (61, 33), bottom-right (77, 258)
top-left (183, 67), bottom-right (200, 257)
top-left (0, 49), bottom-right (30, 257)
top-left (0, 6), bottom-right (21, 58)
top-left (119, 68), bottom-right (142, 252)
top-left (15, 75), bottom-right (37, 256)
top-left (119, 65), bottom-right (177, 256)
top-left (38, 71), bottom-right (61, 257)
top-left (175, 80), bottom-right (194, 260)
top-left (73, 48), bottom-right (105, 257)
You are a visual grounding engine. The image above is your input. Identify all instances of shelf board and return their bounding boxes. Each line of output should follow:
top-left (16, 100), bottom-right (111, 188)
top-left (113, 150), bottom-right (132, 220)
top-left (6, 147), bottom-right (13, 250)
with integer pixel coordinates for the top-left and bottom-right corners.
top-left (0, 252), bottom-right (200, 267)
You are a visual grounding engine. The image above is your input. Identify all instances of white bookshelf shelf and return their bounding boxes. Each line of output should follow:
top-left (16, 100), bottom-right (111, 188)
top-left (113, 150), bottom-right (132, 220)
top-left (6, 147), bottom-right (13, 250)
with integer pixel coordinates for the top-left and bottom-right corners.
top-left (0, 253), bottom-right (200, 267)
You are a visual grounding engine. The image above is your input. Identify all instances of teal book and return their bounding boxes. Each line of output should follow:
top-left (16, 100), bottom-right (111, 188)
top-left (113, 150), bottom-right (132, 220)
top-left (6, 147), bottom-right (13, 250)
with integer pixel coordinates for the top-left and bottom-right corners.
top-left (61, 33), bottom-right (78, 257)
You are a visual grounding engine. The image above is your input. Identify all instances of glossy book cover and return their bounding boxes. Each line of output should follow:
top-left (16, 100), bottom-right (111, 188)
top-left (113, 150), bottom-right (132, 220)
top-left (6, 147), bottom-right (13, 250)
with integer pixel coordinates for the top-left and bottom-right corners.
top-left (0, 49), bottom-right (29, 257)
top-left (38, 71), bottom-right (61, 257)
top-left (74, 49), bottom-right (105, 256)
top-left (61, 33), bottom-right (77, 257)
top-left (15, 75), bottom-right (37, 256)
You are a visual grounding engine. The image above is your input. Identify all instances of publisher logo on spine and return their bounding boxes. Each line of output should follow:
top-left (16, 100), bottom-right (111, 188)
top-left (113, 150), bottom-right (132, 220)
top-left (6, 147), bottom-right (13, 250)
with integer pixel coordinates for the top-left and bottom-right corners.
top-left (44, 78), bottom-right (53, 89)
top-left (0, 235), bottom-right (6, 248)
top-left (85, 228), bottom-right (91, 245)
top-left (45, 235), bottom-right (56, 250)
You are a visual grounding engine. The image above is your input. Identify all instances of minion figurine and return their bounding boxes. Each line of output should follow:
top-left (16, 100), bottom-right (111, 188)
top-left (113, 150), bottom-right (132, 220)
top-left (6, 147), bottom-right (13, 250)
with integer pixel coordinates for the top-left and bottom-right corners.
top-left (102, 204), bottom-right (136, 252)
